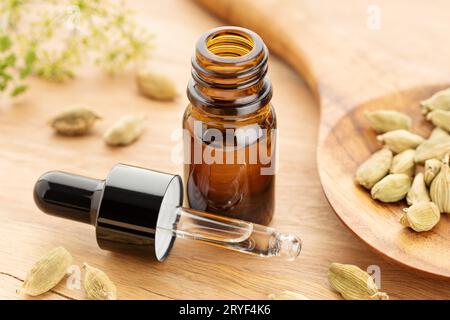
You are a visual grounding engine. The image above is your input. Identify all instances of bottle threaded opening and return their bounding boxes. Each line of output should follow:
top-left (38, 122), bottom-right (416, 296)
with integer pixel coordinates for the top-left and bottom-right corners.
top-left (206, 31), bottom-right (254, 58)
top-left (188, 26), bottom-right (272, 116)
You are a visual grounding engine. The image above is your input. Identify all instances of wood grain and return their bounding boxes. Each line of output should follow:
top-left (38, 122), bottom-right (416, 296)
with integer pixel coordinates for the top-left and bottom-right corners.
top-left (0, 0), bottom-right (449, 300)
top-left (196, 0), bottom-right (450, 279)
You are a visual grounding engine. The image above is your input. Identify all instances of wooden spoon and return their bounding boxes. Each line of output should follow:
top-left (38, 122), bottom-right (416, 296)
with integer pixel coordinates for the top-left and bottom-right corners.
top-left (196, 0), bottom-right (450, 278)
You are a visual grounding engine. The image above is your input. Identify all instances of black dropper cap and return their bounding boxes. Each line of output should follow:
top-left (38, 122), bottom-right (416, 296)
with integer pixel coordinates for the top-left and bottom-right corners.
top-left (34, 164), bottom-right (183, 261)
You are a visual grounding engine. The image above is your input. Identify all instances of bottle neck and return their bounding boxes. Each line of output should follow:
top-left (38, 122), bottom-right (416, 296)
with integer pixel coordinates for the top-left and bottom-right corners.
top-left (187, 26), bottom-right (273, 117)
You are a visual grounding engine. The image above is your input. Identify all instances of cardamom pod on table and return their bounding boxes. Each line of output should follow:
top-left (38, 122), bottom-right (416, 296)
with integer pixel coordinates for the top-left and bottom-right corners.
top-left (414, 136), bottom-right (450, 164)
top-left (364, 110), bottom-right (411, 133)
top-left (49, 107), bottom-right (101, 136)
top-left (427, 110), bottom-right (450, 132)
top-left (424, 159), bottom-right (442, 186)
top-left (377, 130), bottom-right (425, 154)
top-left (356, 148), bottom-right (393, 189)
top-left (328, 263), bottom-right (389, 300)
top-left (83, 263), bottom-right (117, 300)
top-left (430, 154), bottom-right (450, 213)
top-left (371, 173), bottom-right (412, 203)
top-left (390, 149), bottom-right (416, 176)
top-left (103, 115), bottom-right (145, 146)
top-left (136, 70), bottom-right (177, 101)
top-left (421, 87), bottom-right (450, 114)
top-left (268, 291), bottom-right (309, 300)
top-left (406, 173), bottom-right (430, 205)
top-left (19, 247), bottom-right (72, 296)
top-left (400, 201), bottom-right (440, 232)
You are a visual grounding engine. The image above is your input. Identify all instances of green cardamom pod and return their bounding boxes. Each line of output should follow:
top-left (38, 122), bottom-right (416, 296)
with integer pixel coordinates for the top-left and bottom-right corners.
top-left (421, 87), bottom-right (450, 114)
top-left (83, 263), bottom-right (117, 300)
top-left (406, 173), bottom-right (430, 205)
top-left (103, 115), bottom-right (145, 146)
top-left (414, 136), bottom-right (450, 164)
top-left (356, 148), bottom-right (393, 189)
top-left (377, 130), bottom-right (424, 154)
top-left (328, 263), bottom-right (389, 300)
top-left (364, 110), bottom-right (411, 133)
top-left (427, 110), bottom-right (450, 132)
top-left (430, 154), bottom-right (450, 213)
top-left (424, 159), bottom-right (442, 186)
top-left (136, 70), bottom-right (177, 101)
top-left (390, 149), bottom-right (415, 176)
top-left (20, 247), bottom-right (73, 296)
top-left (400, 201), bottom-right (440, 232)
top-left (49, 107), bottom-right (101, 136)
top-left (429, 127), bottom-right (449, 140)
top-left (371, 173), bottom-right (411, 203)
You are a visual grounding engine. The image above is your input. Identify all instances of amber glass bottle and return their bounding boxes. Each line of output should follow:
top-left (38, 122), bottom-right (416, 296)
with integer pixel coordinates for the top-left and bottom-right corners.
top-left (183, 26), bottom-right (276, 225)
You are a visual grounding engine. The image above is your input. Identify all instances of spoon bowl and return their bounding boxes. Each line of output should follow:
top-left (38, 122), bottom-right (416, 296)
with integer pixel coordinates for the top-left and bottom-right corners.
top-left (318, 84), bottom-right (450, 279)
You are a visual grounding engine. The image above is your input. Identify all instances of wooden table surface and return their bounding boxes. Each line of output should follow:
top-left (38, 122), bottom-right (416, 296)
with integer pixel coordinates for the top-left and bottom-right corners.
top-left (0, 0), bottom-right (449, 300)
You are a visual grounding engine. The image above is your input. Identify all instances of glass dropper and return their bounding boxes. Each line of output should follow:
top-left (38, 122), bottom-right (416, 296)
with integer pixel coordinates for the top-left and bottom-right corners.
top-left (163, 207), bottom-right (301, 260)
top-left (33, 164), bottom-right (302, 262)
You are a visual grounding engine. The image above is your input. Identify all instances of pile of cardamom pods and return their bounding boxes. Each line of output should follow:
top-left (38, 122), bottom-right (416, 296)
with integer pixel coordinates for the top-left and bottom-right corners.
top-left (356, 88), bottom-right (450, 232)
